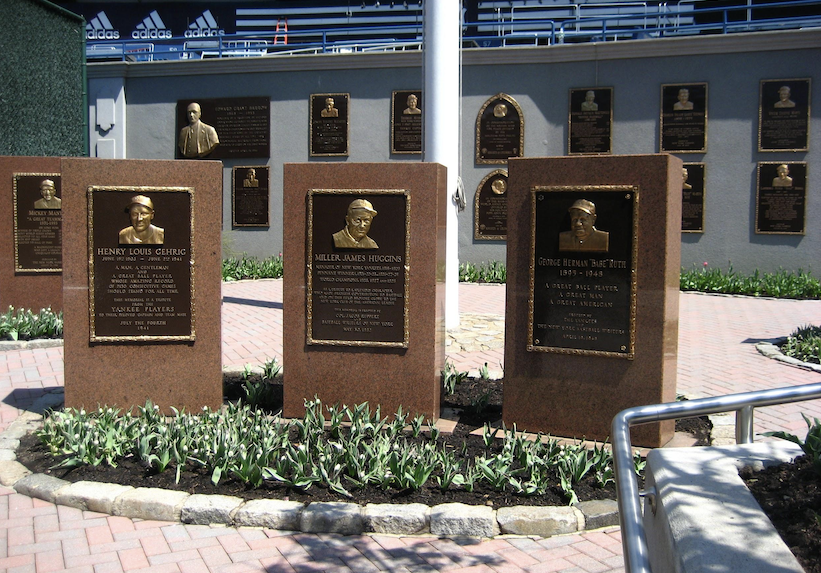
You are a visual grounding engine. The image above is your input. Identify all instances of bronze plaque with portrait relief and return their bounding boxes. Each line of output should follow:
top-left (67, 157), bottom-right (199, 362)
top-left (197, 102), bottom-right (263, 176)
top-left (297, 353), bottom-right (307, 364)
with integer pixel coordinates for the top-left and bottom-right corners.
top-left (475, 93), bottom-right (524, 164)
top-left (310, 93), bottom-right (350, 157)
top-left (529, 186), bottom-right (638, 358)
top-left (307, 189), bottom-right (409, 348)
top-left (659, 83), bottom-right (707, 153)
top-left (568, 88), bottom-right (613, 155)
top-left (681, 163), bottom-right (705, 233)
top-left (474, 170), bottom-right (508, 241)
top-left (13, 173), bottom-right (62, 273)
top-left (232, 166), bottom-right (269, 227)
top-left (758, 79), bottom-right (811, 152)
top-left (88, 186), bottom-right (194, 342)
top-left (391, 90), bottom-right (422, 154)
top-left (755, 162), bottom-right (807, 235)
top-left (177, 97), bottom-right (270, 160)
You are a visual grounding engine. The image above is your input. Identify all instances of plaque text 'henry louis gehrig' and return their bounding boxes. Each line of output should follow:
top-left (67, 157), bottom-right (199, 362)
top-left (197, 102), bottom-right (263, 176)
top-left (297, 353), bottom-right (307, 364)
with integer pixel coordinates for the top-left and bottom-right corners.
top-left (307, 189), bottom-right (410, 348)
top-left (88, 186), bottom-right (195, 343)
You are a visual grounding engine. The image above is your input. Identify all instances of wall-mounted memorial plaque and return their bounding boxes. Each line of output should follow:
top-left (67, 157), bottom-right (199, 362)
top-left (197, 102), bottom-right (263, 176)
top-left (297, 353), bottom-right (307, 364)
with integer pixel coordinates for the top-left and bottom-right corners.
top-left (391, 90), bottom-right (422, 154)
top-left (474, 169), bottom-right (508, 240)
top-left (232, 166), bottom-right (269, 227)
top-left (307, 189), bottom-right (409, 347)
top-left (659, 83), bottom-right (707, 153)
top-left (310, 93), bottom-right (350, 157)
top-left (755, 162), bottom-right (807, 235)
top-left (88, 186), bottom-right (195, 342)
top-left (529, 186), bottom-right (638, 359)
top-left (475, 93), bottom-right (524, 164)
top-left (13, 173), bottom-right (62, 273)
top-left (758, 78), bottom-right (811, 152)
top-left (176, 97), bottom-right (269, 159)
top-left (681, 163), bottom-right (705, 233)
top-left (568, 87), bottom-right (613, 155)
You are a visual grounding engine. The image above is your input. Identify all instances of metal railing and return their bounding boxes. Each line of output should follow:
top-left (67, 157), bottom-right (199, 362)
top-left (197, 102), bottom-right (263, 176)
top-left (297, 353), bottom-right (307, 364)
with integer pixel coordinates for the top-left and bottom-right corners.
top-left (611, 381), bottom-right (821, 573)
top-left (83, 0), bottom-right (821, 62)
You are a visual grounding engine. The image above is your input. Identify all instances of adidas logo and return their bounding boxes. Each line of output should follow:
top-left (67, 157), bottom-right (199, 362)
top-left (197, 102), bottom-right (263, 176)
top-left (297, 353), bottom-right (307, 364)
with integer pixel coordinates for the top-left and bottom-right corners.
top-left (86, 11), bottom-right (119, 40)
top-left (132, 10), bottom-right (172, 39)
top-left (184, 10), bottom-right (225, 38)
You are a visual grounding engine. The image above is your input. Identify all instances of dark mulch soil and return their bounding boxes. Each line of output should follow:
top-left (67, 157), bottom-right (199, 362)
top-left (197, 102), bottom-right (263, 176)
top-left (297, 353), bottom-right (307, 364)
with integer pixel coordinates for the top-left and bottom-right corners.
top-left (17, 377), bottom-right (709, 510)
top-left (742, 457), bottom-right (821, 572)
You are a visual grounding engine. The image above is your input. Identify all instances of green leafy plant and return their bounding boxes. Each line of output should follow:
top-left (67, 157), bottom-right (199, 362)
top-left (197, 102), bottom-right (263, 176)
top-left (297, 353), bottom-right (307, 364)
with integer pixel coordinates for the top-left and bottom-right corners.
top-left (763, 413), bottom-right (821, 476)
top-left (441, 361), bottom-right (468, 396)
top-left (222, 254), bottom-right (284, 281)
top-left (0, 306), bottom-right (63, 341)
top-left (459, 261), bottom-right (507, 283)
top-left (680, 264), bottom-right (820, 299)
top-left (780, 324), bottom-right (821, 365)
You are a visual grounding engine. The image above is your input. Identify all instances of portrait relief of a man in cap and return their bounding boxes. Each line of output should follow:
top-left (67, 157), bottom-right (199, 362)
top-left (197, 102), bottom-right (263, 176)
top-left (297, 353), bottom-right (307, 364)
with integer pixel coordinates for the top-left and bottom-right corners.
top-left (119, 195), bottom-right (165, 245)
top-left (333, 199), bottom-right (378, 249)
top-left (558, 199), bottom-right (609, 253)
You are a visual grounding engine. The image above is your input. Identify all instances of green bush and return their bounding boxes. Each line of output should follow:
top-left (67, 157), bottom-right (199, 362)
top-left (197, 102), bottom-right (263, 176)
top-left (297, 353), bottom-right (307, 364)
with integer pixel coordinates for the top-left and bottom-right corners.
top-left (781, 325), bottom-right (821, 365)
top-left (680, 265), bottom-right (820, 299)
top-left (459, 261), bottom-right (506, 283)
top-left (222, 254), bottom-right (283, 281)
top-left (0, 306), bottom-right (63, 341)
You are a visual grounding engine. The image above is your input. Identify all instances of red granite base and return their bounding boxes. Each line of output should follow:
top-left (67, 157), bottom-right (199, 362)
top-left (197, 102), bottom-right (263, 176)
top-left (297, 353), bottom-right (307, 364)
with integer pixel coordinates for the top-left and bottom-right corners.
top-left (504, 155), bottom-right (681, 447)
top-left (283, 163), bottom-right (446, 421)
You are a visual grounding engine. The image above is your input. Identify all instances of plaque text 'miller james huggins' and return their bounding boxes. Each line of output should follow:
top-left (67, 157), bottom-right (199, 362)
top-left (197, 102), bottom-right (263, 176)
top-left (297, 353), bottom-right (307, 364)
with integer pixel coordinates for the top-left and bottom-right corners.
top-left (88, 187), bottom-right (195, 343)
top-left (307, 190), bottom-right (409, 348)
top-left (13, 173), bottom-right (62, 273)
top-left (529, 187), bottom-right (637, 359)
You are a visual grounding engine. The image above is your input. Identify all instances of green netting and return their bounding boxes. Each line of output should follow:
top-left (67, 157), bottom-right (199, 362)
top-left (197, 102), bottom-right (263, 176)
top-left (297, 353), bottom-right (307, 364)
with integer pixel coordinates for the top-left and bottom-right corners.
top-left (0, 0), bottom-right (86, 156)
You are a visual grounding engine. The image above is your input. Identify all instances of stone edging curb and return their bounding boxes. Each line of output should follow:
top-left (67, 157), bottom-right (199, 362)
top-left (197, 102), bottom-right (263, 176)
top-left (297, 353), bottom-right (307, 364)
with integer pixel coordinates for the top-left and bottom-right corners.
top-left (0, 386), bottom-right (619, 538)
top-left (0, 339), bottom-right (63, 351)
top-left (756, 338), bottom-right (821, 373)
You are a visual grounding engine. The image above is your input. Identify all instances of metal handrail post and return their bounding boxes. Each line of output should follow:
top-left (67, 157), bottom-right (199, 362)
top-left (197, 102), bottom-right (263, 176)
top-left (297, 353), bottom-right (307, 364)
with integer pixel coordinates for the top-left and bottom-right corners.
top-left (736, 405), bottom-right (755, 444)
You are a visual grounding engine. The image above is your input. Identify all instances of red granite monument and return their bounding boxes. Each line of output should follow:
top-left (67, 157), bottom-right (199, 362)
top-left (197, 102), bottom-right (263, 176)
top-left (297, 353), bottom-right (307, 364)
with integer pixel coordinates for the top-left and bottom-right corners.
top-left (283, 162), bottom-right (447, 420)
top-left (61, 158), bottom-right (223, 413)
top-left (504, 155), bottom-right (681, 447)
top-left (0, 156), bottom-right (63, 312)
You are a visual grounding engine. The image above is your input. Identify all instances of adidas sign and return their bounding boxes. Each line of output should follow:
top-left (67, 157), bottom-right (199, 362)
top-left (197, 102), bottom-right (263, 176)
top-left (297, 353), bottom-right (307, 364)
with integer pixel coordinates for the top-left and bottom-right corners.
top-left (86, 11), bottom-right (119, 40)
top-left (184, 9), bottom-right (225, 38)
top-left (132, 10), bottom-right (172, 40)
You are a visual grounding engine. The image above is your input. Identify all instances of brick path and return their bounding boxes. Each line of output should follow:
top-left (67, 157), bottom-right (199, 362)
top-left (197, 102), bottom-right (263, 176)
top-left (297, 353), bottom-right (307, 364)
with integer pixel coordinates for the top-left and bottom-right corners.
top-left (1, 279), bottom-right (820, 572)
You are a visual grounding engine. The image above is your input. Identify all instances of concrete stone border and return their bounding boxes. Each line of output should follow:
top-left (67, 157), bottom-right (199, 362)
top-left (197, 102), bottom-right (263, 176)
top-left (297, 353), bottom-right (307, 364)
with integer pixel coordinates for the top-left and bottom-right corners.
top-left (756, 338), bottom-right (821, 373)
top-left (0, 385), bottom-right (619, 538)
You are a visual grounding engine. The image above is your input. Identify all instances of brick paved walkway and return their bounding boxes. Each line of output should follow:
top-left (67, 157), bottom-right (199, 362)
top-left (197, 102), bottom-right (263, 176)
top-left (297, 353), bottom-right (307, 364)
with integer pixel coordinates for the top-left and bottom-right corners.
top-left (1, 279), bottom-right (820, 572)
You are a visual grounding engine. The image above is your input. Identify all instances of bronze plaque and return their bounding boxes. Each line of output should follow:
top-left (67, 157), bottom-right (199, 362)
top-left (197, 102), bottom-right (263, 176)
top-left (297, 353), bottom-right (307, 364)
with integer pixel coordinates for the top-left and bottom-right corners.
top-left (176, 97), bottom-right (270, 160)
top-left (310, 93), bottom-right (350, 157)
top-left (758, 78), bottom-right (811, 152)
top-left (681, 163), bottom-right (705, 233)
top-left (391, 90), bottom-right (422, 154)
top-left (232, 166), bottom-right (269, 227)
top-left (755, 162), bottom-right (807, 235)
top-left (568, 87), bottom-right (613, 155)
top-left (529, 186), bottom-right (638, 359)
top-left (475, 93), bottom-right (524, 164)
top-left (307, 189), bottom-right (409, 348)
top-left (660, 83), bottom-right (708, 153)
top-left (474, 170), bottom-right (508, 241)
top-left (88, 186), bottom-right (195, 342)
top-left (13, 173), bottom-right (62, 273)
